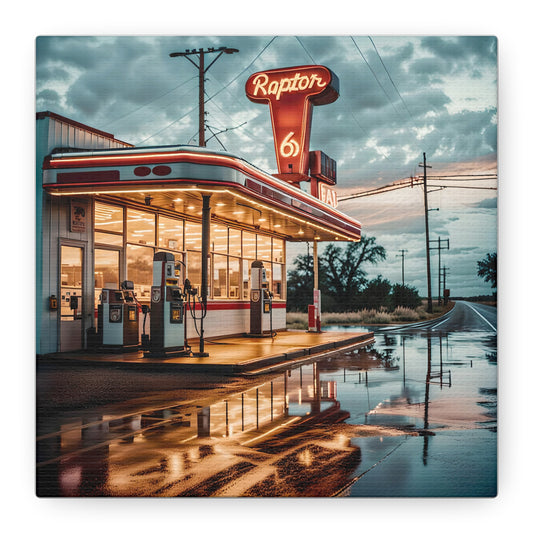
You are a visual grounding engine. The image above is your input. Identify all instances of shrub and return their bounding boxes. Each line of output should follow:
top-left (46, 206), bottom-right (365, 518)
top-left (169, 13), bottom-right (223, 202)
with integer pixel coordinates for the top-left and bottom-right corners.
top-left (390, 284), bottom-right (422, 309)
top-left (357, 275), bottom-right (392, 309)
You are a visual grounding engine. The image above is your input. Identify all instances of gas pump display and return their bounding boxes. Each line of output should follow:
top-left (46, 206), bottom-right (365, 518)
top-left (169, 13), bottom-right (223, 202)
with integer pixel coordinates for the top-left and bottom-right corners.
top-left (97, 281), bottom-right (139, 351)
top-left (144, 252), bottom-right (189, 357)
top-left (263, 289), bottom-right (272, 314)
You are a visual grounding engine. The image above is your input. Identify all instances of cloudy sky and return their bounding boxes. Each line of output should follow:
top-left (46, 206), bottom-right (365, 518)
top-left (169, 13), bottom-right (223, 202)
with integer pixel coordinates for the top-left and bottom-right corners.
top-left (35, 34), bottom-right (498, 297)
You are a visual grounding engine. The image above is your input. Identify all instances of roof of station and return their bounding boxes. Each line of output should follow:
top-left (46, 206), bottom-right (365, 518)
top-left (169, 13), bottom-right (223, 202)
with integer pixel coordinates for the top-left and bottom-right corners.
top-left (43, 144), bottom-right (361, 242)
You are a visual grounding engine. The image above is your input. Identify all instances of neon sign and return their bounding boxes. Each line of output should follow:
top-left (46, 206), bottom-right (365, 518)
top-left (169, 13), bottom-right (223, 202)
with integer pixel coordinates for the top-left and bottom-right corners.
top-left (246, 65), bottom-right (339, 181)
top-left (318, 182), bottom-right (338, 209)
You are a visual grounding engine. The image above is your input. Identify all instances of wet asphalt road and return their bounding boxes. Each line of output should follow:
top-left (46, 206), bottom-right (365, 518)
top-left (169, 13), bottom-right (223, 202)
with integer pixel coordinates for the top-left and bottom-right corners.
top-left (36, 300), bottom-right (497, 497)
top-left (381, 300), bottom-right (497, 333)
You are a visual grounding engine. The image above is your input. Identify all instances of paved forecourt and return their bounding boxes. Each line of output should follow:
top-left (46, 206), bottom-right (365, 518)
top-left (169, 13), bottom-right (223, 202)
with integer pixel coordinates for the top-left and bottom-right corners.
top-left (38, 330), bottom-right (375, 375)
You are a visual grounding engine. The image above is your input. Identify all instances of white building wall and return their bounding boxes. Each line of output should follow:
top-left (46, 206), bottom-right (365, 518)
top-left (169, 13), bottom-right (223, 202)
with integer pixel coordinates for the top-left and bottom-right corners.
top-left (38, 194), bottom-right (94, 354)
top-left (36, 112), bottom-right (131, 355)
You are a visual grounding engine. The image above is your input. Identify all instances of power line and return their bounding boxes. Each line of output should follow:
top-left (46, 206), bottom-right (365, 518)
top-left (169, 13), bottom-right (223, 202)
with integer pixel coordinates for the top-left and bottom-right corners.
top-left (428, 184), bottom-right (497, 190)
top-left (348, 111), bottom-right (393, 162)
top-left (136, 105), bottom-right (197, 146)
top-left (169, 46), bottom-right (240, 146)
top-left (368, 36), bottom-right (413, 119)
top-left (196, 38), bottom-right (280, 147)
top-left (205, 124), bottom-right (227, 150)
top-left (101, 75), bottom-right (196, 129)
top-left (204, 37), bottom-right (277, 105)
top-left (338, 176), bottom-right (497, 200)
top-left (338, 182), bottom-right (497, 200)
top-left (204, 89), bottom-right (265, 146)
top-left (349, 36), bottom-right (422, 171)
top-left (350, 36), bottom-right (401, 116)
top-left (205, 121), bottom-right (248, 149)
top-left (418, 174), bottom-right (497, 178)
top-left (338, 181), bottom-right (415, 200)
top-left (138, 38), bottom-right (277, 147)
top-left (295, 36), bottom-right (317, 64)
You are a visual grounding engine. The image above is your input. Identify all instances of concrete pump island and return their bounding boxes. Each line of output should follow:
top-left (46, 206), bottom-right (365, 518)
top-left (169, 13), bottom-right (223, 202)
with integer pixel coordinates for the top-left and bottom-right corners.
top-left (36, 64), bottom-right (372, 373)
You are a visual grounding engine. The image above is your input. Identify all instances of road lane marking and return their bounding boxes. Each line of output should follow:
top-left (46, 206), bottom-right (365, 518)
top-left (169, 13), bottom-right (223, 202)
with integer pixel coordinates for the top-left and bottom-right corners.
top-left (464, 302), bottom-right (497, 332)
top-left (431, 314), bottom-right (453, 330)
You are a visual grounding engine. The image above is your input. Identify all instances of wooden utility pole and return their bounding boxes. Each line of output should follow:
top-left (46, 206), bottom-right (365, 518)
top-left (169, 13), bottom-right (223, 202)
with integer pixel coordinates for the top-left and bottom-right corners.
top-left (169, 46), bottom-right (239, 146)
top-left (397, 249), bottom-right (408, 286)
top-left (420, 153), bottom-right (433, 312)
top-left (441, 266), bottom-right (450, 304)
top-left (169, 46), bottom-right (237, 356)
top-left (430, 237), bottom-right (450, 305)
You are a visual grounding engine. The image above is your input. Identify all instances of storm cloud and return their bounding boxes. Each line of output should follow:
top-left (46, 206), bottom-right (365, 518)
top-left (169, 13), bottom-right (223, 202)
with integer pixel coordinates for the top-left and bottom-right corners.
top-left (35, 35), bottom-right (497, 296)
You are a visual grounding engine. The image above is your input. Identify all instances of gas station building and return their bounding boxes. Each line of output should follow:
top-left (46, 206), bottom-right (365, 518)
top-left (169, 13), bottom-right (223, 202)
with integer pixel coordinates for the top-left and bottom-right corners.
top-left (36, 66), bottom-right (363, 357)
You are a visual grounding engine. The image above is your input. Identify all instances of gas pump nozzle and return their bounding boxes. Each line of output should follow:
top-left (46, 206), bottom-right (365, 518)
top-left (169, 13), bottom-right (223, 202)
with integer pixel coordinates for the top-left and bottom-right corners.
top-left (121, 280), bottom-right (135, 302)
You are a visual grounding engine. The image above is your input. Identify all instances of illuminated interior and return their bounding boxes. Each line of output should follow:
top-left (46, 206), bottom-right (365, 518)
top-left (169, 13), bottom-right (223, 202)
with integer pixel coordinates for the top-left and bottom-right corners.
top-left (93, 200), bottom-right (286, 306)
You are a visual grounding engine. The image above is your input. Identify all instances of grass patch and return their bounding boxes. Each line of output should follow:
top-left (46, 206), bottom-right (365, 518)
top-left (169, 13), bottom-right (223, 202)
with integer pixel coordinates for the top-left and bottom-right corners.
top-left (287, 302), bottom-right (453, 329)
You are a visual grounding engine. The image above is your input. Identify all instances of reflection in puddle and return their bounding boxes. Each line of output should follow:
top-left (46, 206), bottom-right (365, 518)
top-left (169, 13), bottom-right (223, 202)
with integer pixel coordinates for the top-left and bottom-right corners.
top-left (37, 331), bottom-right (497, 497)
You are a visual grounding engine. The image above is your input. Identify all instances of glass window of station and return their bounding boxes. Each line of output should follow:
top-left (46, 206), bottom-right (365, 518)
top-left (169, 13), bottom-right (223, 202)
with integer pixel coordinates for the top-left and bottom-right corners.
top-left (94, 201), bottom-right (285, 306)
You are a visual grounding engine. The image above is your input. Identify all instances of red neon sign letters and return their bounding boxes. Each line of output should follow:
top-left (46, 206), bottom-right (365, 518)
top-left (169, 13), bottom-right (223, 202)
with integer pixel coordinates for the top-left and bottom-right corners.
top-left (245, 65), bottom-right (339, 181)
top-left (318, 182), bottom-right (338, 209)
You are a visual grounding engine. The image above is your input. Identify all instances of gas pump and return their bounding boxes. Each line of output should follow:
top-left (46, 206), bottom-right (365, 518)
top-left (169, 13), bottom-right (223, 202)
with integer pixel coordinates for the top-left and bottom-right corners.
top-left (144, 252), bottom-right (190, 358)
top-left (97, 280), bottom-right (139, 351)
top-left (248, 260), bottom-right (274, 337)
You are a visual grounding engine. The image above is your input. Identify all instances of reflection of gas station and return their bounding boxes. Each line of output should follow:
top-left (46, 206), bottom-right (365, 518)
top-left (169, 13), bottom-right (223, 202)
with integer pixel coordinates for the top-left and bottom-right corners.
top-left (36, 63), bottom-right (367, 360)
top-left (193, 362), bottom-right (342, 439)
top-left (37, 360), bottom-right (355, 496)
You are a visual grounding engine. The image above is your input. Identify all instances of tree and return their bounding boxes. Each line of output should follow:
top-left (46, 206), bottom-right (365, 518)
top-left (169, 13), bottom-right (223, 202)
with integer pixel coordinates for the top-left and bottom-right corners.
top-left (390, 283), bottom-right (422, 309)
top-left (477, 252), bottom-right (497, 289)
top-left (287, 253), bottom-right (316, 311)
top-left (321, 236), bottom-right (386, 310)
top-left (286, 236), bottom-right (386, 312)
top-left (286, 251), bottom-right (329, 312)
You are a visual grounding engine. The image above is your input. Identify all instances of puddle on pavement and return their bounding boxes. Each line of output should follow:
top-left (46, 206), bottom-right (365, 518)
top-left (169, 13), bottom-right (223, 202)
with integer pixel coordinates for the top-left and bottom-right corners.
top-left (36, 330), bottom-right (497, 497)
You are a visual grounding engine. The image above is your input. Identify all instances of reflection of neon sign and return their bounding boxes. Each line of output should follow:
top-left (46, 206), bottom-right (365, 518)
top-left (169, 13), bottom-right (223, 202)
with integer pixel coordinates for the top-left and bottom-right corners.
top-left (246, 65), bottom-right (339, 181)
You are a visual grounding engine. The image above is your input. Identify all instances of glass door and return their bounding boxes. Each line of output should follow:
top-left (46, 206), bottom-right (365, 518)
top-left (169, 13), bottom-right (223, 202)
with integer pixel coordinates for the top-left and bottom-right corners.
top-left (60, 245), bottom-right (84, 352)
